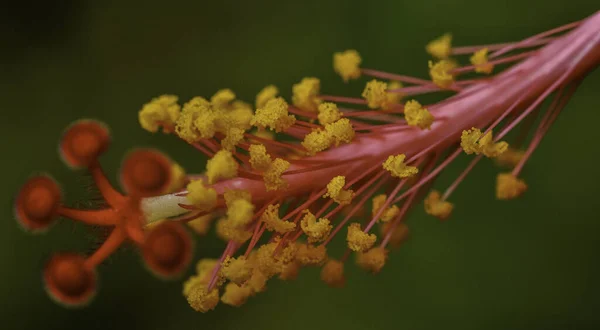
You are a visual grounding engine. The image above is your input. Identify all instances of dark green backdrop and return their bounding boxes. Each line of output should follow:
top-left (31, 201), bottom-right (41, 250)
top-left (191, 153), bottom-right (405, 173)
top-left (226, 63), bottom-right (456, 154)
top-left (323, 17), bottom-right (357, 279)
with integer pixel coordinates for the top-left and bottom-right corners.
top-left (2, 1), bottom-right (599, 329)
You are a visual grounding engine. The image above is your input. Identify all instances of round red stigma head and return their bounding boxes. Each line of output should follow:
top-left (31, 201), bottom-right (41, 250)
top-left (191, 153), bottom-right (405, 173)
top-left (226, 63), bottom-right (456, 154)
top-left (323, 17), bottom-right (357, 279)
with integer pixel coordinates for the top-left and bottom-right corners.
top-left (15, 175), bottom-right (62, 232)
top-left (120, 149), bottom-right (173, 198)
top-left (142, 222), bottom-right (193, 279)
top-left (60, 120), bottom-right (110, 168)
top-left (43, 253), bottom-right (97, 307)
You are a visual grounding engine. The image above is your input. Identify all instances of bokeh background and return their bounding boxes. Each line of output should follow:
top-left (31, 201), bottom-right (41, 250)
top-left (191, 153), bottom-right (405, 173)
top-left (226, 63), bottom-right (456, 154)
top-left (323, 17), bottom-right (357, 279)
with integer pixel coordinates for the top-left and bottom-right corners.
top-left (2, 1), bottom-right (600, 329)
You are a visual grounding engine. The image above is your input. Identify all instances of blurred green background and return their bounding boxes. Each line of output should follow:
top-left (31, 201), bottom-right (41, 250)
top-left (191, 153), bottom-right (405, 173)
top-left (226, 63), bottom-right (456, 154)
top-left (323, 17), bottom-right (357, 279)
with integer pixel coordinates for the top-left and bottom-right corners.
top-left (2, 1), bottom-right (599, 329)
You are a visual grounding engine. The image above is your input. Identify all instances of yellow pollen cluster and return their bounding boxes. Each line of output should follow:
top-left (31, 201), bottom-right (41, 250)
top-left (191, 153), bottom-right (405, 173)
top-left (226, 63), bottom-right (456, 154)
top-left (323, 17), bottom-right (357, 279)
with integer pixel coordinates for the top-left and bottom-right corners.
top-left (333, 49), bottom-right (362, 82)
top-left (386, 81), bottom-right (404, 106)
top-left (210, 89), bottom-right (236, 108)
top-left (460, 128), bottom-right (509, 158)
top-left (383, 154), bottom-right (419, 178)
top-left (371, 194), bottom-right (400, 222)
top-left (292, 77), bottom-right (322, 112)
top-left (325, 118), bottom-right (355, 146)
top-left (426, 33), bottom-right (452, 59)
top-left (227, 199), bottom-right (255, 228)
top-left (320, 259), bottom-right (345, 288)
top-left (216, 218), bottom-right (252, 243)
top-left (255, 241), bottom-right (296, 278)
top-left (206, 150), bottom-right (239, 184)
top-left (221, 256), bottom-right (252, 285)
top-left (165, 162), bottom-right (187, 193)
top-left (279, 261), bottom-right (301, 281)
top-left (186, 180), bottom-right (217, 212)
top-left (470, 48), bottom-right (494, 74)
top-left (323, 176), bottom-right (355, 205)
top-left (347, 223), bottom-right (377, 252)
top-left (317, 102), bottom-right (342, 125)
top-left (251, 97), bottom-right (296, 133)
top-left (404, 100), bottom-right (434, 130)
top-left (300, 210), bottom-right (333, 243)
top-left (221, 283), bottom-right (253, 307)
top-left (186, 286), bottom-right (220, 313)
top-left (302, 129), bottom-right (332, 155)
top-left (187, 214), bottom-right (214, 235)
top-left (223, 189), bottom-right (252, 206)
top-left (264, 158), bottom-right (290, 191)
top-left (423, 190), bottom-right (454, 220)
top-left (295, 243), bottom-right (327, 266)
top-left (255, 85), bottom-right (279, 108)
top-left (260, 204), bottom-right (296, 233)
top-left (362, 79), bottom-right (388, 109)
top-left (249, 144), bottom-right (272, 171)
top-left (139, 94), bottom-right (181, 133)
top-left (429, 60), bottom-right (456, 88)
top-left (495, 147), bottom-right (525, 168)
top-left (356, 247), bottom-right (388, 274)
top-left (496, 173), bottom-right (527, 200)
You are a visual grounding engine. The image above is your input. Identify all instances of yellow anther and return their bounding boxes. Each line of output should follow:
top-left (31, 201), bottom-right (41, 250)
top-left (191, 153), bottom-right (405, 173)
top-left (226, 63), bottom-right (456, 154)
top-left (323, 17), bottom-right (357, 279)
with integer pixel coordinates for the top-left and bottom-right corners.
top-left (295, 243), bottom-right (327, 266)
top-left (165, 162), bottom-right (187, 193)
top-left (252, 129), bottom-right (274, 140)
top-left (496, 173), bottom-right (527, 200)
top-left (460, 128), bottom-right (508, 158)
top-left (264, 158), bottom-right (290, 191)
top-left (223, 188), bottom-right (252, 207)
top-left (247, 269), bottom-right (268, 294)
top-left (333, 49), bottom-right (362, 82)
top-left (227, 199), bottom-right (255, 228)
top-left (470, 48), bottom-right (494, 74)
top-left (292, 77), bottom-right (322, 112)
top-left (221, 256), bottom-right (252, 285)
top-left (187, 214), bottom-right (213, 236)
top-left (256, 85), bottom-right (279, 109)
top-left (251, 97), bottom-right (296, 132)
top-left (426, 33), bottom-right (452, 59)
top-left (386, 81), bottom-right (404, 107)
top-left (279, 261), bottom-right (301, 281)
top-left (429, 60), bottom-right (456, 88)
top-left (320, 259), bottom-right (345, 288)
top-left (175, 97), bottom-right (208, 143)
top-left (371, 194), bottom-right (400, 222)
top-left (381, 222), bottom-right (409, 248)
top-left (216, 217), bottom-right (252, 243)
top-left (317, 102), bottom-right (342, 125)
top-left (362, 79), bottom-right (388, 109)
top-left (186, 180), bottom-right (217, 212)
top-left (221, 283), bottom-right (253, 307)
top-left (356, 247), bottom-right (388, 274)
top-left (195, 258), bottom-right (219, 280)
top-left (302, 128), bottom-right (333, 155)
top-left (186, 286), bottom-right (219, 313)
top-left (347, 222), bottom-right (377, 252)
top-left (424, 190), bottom-right (454, 220)
top-left (300, 210), bottom-right (332, 243)
top-left (325, 118), bottom-right (355, 146)
top-left (206, 150), bottom-right (238, 184)
top-left (323, 176), bottom-right (355, 205)
top-left (210, 89), bottom-right (236, 108)
top-left (139, 94), bottom-right (181, 133)
top-left (255, 242), bottom-right (296, 278)
top-left (249, 144), bottom-right (272, 171)
top-left (403, 100), bottom-right (434, 130)
top-left (495, 147), bottom-right (525, 168)
top-left (383, 154), bottom-right (419, 178)
top-left (260, 204), bottom-right (296, 233)
top-left (221, 127), bottom-right (245, 151)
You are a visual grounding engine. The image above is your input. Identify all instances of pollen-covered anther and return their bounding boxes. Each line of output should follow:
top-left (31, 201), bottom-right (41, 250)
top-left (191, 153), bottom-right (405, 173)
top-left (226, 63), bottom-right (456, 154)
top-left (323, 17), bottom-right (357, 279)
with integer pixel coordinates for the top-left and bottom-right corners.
top-left (221, 256), bottom-right (252, 285)
top-left (371, 194), bottom-right (400, 222)
top-left (15, 175), bottom-right (62, 232)
top-left (60, 120), bottom-right (110, 168)
top-left (426, 33), bottom-right (452, 59)
top-left (460, 128), bottom-right (508, 157)
top-left (227, 199), bottom-right (255, 228)
top-left (186, 214), bottom-right (214, 235)
top-left (206, 150), bottom-right (238, 184)
top-left (495, 147), bottom-right (525, 168)
top-left (210, 88), bottom-right (236, 108)
top-left (424, 190), bottom-right (454, 220)
top-left (383, 154), bottom-right (419, 178)
top-left (356, 247), bottom-right (388, 274)
top-left (251, 97), bottom-right (296, 132)
top-left (221, 283), bottom-right (253, 307)
top-left (325, 118), bottom-right (355, 146)
top-left (142, 221), bottom-right (193, 278)
top-left (386, 81), bottom-right (404, 106)
top-left (260, 204), bottom-right (296, 233)
top-left (165, 162), bottom-right (187, 193)
top-left (292, 77), bottom-right (321, 112)
top-left (264, 158), bottom-right (290, 191)
top-left (249, 144), bottom-right (272, 171)
top-left (362, 79), bottom-right (388, 109)
top-left (256, 85), bottom-right (279, 109)
top-left (302, 128), bottom-right (333, 155)
top-left (323, 176), bottom-right (355, 205)
top-left (120, 149), bottom-right (173, 197)
top-left (216, 218), bottom-right (252, 243)
top-left (43, 253), bottom-right (96, 307)
top-left (470, 48), bottom-right (494, 74)
top-left (186, 180), bottom-right (217, 211)
top-left (320, 259), bottom-right (345, 288)
top-left (333, 49), bottom-right (362, 82)
top-left (404, 100), bottom-right (434, 130)
top-left (300, 210), bottom-right (332, 243)
top-left (186, 285), bottom-right (220, 313)
top-left (429, 60), bottom-right (456, 88)
top-left (347, 223), bottom-right (377, 252)
top-left (317, 102), bottom-right (342, 125)
top-left (295, 243), bottom-right (327, 266)
top-left (255, 242), bottom-right (296, 278)
top-left (496, 173), bottom-right (527, 200)
top-left (279, 261), bottom-right (301, 281)
top-left (138, 94), bottom-right (181, 133)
